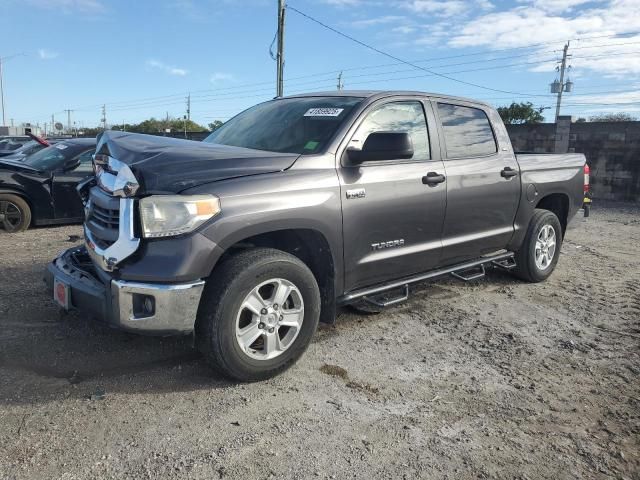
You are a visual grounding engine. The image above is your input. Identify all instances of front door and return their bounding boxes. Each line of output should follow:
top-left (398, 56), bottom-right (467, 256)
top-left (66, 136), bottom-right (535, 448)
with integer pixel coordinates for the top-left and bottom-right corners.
top-left (339, 99), bottom-right (446, 292)
top-left (433, 101), bottom-right (520, 265)
top-left (52, 149), bottom-right (94, 220)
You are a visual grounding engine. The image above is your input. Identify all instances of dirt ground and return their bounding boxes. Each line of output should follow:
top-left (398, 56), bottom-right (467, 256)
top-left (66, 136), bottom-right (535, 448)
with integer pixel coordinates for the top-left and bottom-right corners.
top-left (0, 203), bottom-right (638, 480)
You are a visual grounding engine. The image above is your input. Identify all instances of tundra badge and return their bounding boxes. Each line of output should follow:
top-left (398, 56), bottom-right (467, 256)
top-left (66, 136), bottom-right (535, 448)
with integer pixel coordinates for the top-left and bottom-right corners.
top-left (371, 239), bottom-right (405, 250)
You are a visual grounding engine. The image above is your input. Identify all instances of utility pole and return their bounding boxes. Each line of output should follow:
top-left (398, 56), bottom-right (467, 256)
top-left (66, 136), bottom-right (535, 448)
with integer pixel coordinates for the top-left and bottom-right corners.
top-left (0, 53), bottom-right (26, 127)
top-left (101, 104), bottom-right (107, 130)
top-left (0, 57), bottom-right (4, 126)
top-left (186, 93), bottom-right (191, 121)
top-left (64, 109), bottom-right (73, 134)
top-left (553, 42), bottom-right (572, 122)
top-left (51, 114), bottom-right (55, 131)
top-left (337, 71), bottom-right (344, 90)
top-left (276, 0), bottom-right (286, 97)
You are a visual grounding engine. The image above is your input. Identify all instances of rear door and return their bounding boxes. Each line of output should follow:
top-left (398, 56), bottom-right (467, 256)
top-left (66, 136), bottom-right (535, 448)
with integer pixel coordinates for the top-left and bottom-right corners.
top-left (52, 149), bottom-right (94, 220)
top-left (338, 98), bottom-right (447, 292)
top-left (433, 100), bottom-right (520, 265)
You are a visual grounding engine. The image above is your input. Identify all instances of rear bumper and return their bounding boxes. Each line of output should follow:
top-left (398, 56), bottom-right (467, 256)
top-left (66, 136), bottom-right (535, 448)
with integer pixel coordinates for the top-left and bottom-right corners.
top-left (45, 247), bottom-right (205, 335)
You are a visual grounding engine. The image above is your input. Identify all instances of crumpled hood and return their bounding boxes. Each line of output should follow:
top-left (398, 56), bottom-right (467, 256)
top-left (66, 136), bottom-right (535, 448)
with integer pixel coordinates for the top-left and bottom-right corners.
top-left (96, 130), bottom-right (300, 194)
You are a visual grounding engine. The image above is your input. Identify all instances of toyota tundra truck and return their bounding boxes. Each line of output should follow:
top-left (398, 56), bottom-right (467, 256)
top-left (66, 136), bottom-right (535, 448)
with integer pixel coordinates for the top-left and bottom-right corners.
top-left (46, 91), bottom-right (588, 381)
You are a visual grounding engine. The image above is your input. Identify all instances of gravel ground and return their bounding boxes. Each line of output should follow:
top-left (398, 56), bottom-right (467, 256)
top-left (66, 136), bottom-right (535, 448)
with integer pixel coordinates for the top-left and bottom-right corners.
top-left (0, 203), bottom-right (638, 480)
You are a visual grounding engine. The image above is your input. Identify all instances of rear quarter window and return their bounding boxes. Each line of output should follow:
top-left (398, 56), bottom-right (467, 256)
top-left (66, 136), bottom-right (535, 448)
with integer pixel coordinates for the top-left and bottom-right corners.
top-left (437, 103), bottom-right (497, 158)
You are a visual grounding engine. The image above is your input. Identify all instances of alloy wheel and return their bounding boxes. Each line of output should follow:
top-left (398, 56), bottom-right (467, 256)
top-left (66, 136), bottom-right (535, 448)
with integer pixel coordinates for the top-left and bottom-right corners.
top-left (0, 201), bottom-right (23, 232)
top-left (534, 224), bottom-right (556, 271)
top-left (235, 278), bottom-right (304, 360)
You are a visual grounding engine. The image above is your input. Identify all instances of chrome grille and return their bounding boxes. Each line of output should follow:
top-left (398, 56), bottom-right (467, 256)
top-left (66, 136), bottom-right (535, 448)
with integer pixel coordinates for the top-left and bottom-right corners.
top-left (86, 186), bottom-right (120, 249)
top-left (90, 204), bottom-right (119, 230)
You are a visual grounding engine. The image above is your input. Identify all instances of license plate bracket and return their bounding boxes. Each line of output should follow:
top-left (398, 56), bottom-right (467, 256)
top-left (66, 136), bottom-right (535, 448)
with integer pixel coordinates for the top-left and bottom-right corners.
top-left (53, 277), bottom-right (70, 310)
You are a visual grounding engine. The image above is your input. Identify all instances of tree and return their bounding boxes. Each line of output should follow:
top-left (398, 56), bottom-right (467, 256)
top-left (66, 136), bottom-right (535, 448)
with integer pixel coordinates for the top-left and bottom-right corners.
top-left (70, 117), bottom-right (209, 137)
top-left (588, 112), bottom-right (637, 122)
top-left (497, 102), bottom-right (545, 124)
top-left (208, 120), bottom-right (224, 131)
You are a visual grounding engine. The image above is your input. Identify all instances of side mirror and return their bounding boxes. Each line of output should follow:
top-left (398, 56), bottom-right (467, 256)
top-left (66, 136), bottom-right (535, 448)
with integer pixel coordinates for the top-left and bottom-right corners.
top-left (63, 158), bottom-right (81, 171)
top-left (347, 132), bottom-right (414, 164)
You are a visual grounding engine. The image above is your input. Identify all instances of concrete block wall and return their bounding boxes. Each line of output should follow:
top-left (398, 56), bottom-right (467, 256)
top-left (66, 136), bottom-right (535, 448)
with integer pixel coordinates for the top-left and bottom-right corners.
top-left (506, 121), bottom-right (640, 202)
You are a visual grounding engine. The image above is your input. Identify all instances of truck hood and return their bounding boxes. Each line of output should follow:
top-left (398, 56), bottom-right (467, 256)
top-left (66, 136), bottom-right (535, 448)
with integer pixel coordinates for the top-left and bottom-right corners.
top-left (96, 131), bottom-right (301, 194)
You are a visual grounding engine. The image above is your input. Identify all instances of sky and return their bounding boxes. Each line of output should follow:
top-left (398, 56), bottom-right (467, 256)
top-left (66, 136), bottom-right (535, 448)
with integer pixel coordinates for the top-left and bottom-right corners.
top-left (1, 0), bottom-right (640, 130)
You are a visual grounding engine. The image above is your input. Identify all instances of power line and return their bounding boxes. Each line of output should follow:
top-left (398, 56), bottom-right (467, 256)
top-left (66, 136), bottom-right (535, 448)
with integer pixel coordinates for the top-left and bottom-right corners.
top-left (285, 5), bottom-right (540, 96)
top-left (40, 35), bottom-right (640, 117)
top-left (286, 5), bottom-right (640, 97)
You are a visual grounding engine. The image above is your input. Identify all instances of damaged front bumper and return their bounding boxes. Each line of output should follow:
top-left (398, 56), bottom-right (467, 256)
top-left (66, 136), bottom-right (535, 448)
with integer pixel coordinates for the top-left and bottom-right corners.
top-left (45, 246), bottom-right (205, 335)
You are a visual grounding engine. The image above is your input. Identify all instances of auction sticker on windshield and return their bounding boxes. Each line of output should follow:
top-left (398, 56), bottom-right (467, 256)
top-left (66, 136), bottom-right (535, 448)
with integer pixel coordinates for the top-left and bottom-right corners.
top-left (304, 108), bottom-right (344, 117)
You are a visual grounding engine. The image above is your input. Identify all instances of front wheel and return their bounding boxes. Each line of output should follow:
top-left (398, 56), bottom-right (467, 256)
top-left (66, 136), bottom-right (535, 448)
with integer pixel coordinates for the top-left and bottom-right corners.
top-left (513, 209), bottom-right (563, 282)
top-left (196, 248), bottom-right (321, 381)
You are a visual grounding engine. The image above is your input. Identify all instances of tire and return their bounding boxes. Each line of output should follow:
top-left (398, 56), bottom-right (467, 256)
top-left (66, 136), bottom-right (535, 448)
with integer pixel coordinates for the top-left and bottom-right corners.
top-left (196, 248), bottom-right (321, 382)
top-left (0, 194), bottom-right (31, 233)
top-left (513, 209), bottom-right (563, 283)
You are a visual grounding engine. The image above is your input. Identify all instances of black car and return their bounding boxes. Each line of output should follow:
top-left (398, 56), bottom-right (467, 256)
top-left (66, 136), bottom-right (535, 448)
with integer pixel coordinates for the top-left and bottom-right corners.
top-left (0, 138), bottom-right (96, 232)
top-left (0, 139), bottom-right (58, 161)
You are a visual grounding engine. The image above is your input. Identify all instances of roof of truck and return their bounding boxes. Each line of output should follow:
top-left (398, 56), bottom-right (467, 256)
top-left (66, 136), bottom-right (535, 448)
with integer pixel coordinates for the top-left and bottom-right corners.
top-left (282, 90), bottom-right (491, 107)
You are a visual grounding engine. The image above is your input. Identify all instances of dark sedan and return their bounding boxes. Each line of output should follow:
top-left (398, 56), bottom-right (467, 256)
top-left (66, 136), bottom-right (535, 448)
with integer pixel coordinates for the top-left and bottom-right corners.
top-left (0, 138), bottom-right (96, 232)
top-left (0, 138), bottom-right (58, 161)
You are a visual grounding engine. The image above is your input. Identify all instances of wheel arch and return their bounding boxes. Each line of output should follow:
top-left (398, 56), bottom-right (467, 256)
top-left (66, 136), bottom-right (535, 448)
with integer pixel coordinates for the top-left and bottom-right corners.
top-left (213, 228), bottom-right (337, 324)
top-left (535, 193), bottom-right (569, 237)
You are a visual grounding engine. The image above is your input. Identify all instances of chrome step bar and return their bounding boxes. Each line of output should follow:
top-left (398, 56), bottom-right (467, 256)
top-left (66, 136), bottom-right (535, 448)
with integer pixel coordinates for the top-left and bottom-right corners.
top-left (362, 285), bottom-right (410, 308)
top-left (338, 251), bottom-right (515, 306)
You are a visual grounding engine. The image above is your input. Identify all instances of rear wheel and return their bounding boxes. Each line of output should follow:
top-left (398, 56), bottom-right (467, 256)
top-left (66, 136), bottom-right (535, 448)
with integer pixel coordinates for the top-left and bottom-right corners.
top-left (0, 194), bottom-right (31, 233)
top-left (196, 248), bottom-right (320, 381)
top-left (513, 209), bottom-right (562, 282)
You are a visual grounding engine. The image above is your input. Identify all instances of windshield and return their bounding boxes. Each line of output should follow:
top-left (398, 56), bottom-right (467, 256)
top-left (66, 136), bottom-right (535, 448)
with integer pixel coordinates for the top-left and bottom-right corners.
top-left (23, 142), bottom-right (85, 170)
top-left (204, 96), bottom-right (363, 154)
top-left (10, 140), bottom-right (42, 156)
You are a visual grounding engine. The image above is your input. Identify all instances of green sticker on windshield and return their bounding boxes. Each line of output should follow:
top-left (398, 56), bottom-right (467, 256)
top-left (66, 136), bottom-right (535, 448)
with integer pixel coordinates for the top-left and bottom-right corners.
top-left (304, 141), bottom-right (319, 150)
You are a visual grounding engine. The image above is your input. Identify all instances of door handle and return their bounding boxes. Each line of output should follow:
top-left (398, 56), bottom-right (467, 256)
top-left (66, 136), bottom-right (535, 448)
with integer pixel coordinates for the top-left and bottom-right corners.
top-left (422, 172), bottom-right (446, 186)
top-left (501, 167), bottom-right (518, 178)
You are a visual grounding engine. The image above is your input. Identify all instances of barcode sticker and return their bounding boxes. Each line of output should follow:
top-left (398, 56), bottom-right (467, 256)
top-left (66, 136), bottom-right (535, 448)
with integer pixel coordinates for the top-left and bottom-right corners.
top-left (304, 108), bottom-right (344, 117)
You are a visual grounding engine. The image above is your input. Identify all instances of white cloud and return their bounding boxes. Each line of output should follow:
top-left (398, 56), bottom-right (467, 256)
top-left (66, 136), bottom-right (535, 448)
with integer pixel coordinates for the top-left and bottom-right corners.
top-left (403, 0), bottom-right (469, 17)
top-left (448, 0), bottom-right (640, 78)
top-left (392, 25), bottom-right (417, 34)
top-left (323, 0), bottom-right (362, 5)
top-left (25, 0), bottom-right (105, 13)
top-left (527, 0), bottom-right (598, 13)
top-left (210, 72), bottom-right (234, 84)
top-left (38, 49), bottom-right (59, 60)
top-left (475, 0), bottom-right (495, 10)
top-left (146, 59), bottom-right (188, 76)
top-left (351, 15), bottom-right (407, 28)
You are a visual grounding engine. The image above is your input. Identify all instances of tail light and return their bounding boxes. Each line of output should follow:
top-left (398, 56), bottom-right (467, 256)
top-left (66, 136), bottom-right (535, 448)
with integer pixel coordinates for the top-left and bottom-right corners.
top-left (583, 164), bottom-right (590, 193)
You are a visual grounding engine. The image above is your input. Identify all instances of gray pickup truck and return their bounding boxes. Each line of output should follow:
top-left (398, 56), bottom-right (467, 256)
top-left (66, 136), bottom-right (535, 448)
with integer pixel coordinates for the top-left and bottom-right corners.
top-left (46, 91), bottom-right (588, 381)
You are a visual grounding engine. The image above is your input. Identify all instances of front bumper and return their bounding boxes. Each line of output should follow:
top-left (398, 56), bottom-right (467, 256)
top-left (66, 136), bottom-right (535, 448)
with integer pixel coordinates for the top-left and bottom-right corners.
top-left (45, 246), bottom-right (205, 335)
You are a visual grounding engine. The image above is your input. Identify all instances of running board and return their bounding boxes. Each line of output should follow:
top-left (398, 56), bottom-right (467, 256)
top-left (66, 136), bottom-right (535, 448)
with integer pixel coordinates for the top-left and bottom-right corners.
top-left (338, 251), bottom-right (515, 306)
top-left (451, 264), bottom-right (485, 282)
top-left (362, 285), bottom-right (410, 308)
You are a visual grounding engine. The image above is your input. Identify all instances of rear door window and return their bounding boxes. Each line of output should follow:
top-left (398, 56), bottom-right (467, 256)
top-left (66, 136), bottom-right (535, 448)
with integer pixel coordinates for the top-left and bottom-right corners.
top-left (437, 103), bottom-right (497, 158)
